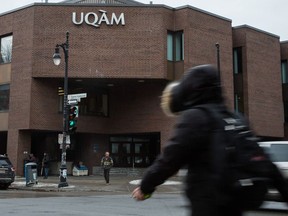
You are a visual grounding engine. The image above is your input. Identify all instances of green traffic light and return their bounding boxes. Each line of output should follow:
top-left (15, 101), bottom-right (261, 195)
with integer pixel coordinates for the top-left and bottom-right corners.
top-left (69, 120), bottom-right (76, 127)
top-left (68, 105), bottom-right (78, 133)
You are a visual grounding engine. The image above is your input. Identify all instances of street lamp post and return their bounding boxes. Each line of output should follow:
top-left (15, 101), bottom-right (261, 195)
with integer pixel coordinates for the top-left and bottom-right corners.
top-left (53, 32), bottom-right (69, 188)
top-left (215, 42), bottom-right (221, 81)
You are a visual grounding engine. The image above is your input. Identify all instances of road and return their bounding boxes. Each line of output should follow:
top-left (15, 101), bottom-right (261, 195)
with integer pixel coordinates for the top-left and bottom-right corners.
top-left (0, 190), bottom-right (287, 216)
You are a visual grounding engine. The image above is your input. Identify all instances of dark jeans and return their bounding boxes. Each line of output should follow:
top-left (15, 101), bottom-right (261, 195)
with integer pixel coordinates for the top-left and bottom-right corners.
top-left (43, 167), bottom-right (49, 178)
top-left (104, 168), bottom-right (110, 183)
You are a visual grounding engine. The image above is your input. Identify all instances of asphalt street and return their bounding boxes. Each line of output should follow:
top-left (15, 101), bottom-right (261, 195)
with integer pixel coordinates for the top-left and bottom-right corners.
top-left (0, 175), bottom-right (286, 216)
top-left (0, 193), bottom-right (287, 216)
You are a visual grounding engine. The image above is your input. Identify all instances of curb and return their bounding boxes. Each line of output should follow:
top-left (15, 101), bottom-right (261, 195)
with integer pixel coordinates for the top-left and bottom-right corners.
top-left (9, 175), bottom-right (183, 194)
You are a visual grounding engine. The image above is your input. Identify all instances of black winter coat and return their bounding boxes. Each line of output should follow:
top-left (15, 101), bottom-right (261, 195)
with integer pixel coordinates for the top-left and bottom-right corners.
top-left (140, 103), bottom-right (288, 206)
top-left (140, 103), bottom-right (218, 198)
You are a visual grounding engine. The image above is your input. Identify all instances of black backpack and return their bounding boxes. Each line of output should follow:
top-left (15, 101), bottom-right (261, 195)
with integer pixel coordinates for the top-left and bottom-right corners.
top-left (197, 105), bottom-right (274, 210)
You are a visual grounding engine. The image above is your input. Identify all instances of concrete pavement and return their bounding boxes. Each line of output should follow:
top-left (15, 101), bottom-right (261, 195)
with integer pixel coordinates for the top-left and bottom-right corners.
top-left (6, 174), bottom-right (190, 216)
top-left (8, 174), bottom-right (288, 213)
top-left (10, 174), bottom-right (184, 194)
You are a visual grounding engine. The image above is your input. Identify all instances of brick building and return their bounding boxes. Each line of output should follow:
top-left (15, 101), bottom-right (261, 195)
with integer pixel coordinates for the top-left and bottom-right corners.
top-left (0, 0), bottom-right (287, 175)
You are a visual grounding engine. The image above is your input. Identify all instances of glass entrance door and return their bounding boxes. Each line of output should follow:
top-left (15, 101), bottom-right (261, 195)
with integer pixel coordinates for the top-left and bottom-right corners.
top-left (110, 133), bottom-right (160, 168)
top-left (111, 142), bottom-right (132, 167)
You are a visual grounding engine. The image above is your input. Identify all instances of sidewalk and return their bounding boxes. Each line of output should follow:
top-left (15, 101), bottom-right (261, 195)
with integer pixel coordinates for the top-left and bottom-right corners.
top-left (10, 174), bottom-right (184, 194)
top-left (9, 175), bottom-right (288, 212)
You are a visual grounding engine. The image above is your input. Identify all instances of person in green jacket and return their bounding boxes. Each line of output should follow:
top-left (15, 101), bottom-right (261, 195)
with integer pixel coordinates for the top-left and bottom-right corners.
top-left (101, 152), bottom-right (113, 184)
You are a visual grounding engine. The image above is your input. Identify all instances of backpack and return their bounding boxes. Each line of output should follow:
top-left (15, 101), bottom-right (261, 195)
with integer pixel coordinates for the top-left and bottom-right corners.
top-left (196, 105), bottom-right (274, 210)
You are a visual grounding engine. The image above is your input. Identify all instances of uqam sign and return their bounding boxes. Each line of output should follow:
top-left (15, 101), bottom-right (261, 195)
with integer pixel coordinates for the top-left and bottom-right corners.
top-left (72, 10), bottom-right (125, 28)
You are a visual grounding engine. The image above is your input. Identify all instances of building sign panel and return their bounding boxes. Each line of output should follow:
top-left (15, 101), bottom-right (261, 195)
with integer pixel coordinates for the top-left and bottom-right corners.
top-left (72, 10), bottom-right (125, 28)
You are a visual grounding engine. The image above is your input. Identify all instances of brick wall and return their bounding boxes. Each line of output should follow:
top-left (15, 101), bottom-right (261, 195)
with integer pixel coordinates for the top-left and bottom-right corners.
top-left (32, 5), bottom-right (171, 79)
top-left (174, 8), bottom-right (234, 109)
top-left (281, 41), bottom-right (288, 138)
top-left (1, 4), bottom-right (285, 173)
top-left (233, 26), bottom-right (283, 138)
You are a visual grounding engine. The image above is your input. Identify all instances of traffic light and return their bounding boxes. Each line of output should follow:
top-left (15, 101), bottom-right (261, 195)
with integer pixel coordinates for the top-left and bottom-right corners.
top-left (68, 105), bottom-right (78, 133)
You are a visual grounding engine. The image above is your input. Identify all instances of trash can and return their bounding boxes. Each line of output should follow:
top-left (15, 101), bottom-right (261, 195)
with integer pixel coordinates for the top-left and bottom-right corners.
top-left (25, 162), bottom-right (38, 186)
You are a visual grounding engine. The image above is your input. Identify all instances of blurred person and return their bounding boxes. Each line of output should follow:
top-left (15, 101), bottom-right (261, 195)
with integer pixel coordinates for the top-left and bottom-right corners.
top-left (41, 153), bottom-right (50, 179)
top-left (131, 64), bottom-right (288, 216)
top-left (101, 152), bottom-right (113, 185)
top-left (27, 153), bottom-right (37, 163)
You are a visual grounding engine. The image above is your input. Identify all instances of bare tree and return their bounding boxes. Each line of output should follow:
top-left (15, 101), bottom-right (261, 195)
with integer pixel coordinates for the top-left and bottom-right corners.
top-left (1, 36), bottom-right (12, 63)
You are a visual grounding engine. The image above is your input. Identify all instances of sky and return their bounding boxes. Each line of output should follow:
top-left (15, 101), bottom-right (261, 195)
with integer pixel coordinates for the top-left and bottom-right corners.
top-left (1, 0), bottom-right (287, 41)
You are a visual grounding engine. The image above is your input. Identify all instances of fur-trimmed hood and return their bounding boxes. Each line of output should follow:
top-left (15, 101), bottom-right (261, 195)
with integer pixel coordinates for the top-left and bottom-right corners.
top-left (161, 64), bottom-right (223, 116)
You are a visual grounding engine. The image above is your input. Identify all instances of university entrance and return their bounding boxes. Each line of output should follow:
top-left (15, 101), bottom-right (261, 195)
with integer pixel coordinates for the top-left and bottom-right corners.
top-left (110, 133), bottom-right (160, 168)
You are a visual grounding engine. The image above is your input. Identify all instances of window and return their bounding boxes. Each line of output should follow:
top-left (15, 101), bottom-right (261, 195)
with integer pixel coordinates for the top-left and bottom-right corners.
top-left (0, 84), bottom-right (10, 111)
top-left (80, 92), bottom-right (108, 117)
top-left (233, 47), bottom-right (242, 74)
top-left (0, 35), bottom-right (13, 64)
top-left (233, 47), bottom-right (244, 113)
top-left (262, 144), bottom-right (288, 162)
top-left (58, 87), bottom-right (109, 117)
top-left (281, 60), bottom-right (288, 84)
top-left (167, 33), bottom-right (173, 61)
top-left (167, 30), bottom-right (184, 62)
top-left (175, 31), bottom-right (184, 61)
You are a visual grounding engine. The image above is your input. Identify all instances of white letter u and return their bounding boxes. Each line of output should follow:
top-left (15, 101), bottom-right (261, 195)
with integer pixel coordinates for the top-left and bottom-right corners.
top-left (72, 12), bottom-right (84, 25)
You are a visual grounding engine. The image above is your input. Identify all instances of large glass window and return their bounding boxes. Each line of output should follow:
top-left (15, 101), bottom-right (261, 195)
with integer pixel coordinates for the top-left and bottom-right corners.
top-left (0, 84), bottom-right (10, 111)
top-left (80, 91), bottom-right (108, 117)
top-left (233, 47), bottom-right (244, 113)
top-left (0, 35), bottom-right (13, 64)
top-left (233, 47), bottom-right (242, 74)
top-left (167, 30), bottom-right (184, 62)
top-left (175, 31), bottom-right (184, 61)
top-left (167, 32), bottom-right (173, 61)
top-left (281, 60), bottom-right (288, 84)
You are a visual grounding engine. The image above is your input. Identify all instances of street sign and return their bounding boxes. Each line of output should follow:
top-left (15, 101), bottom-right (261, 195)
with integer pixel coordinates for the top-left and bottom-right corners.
top-left (59, 144), bottom-right (70, 149)
top-left (68, 99), bottom-right (78, 105)
top-left (58, 134), bottom-right (71, 145)
top-left (68, 93), bottom-right (87, 102)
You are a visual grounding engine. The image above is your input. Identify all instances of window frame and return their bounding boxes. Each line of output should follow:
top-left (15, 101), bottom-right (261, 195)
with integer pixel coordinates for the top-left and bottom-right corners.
top-left (0, 84), bottom-right (10, 112)
top-left (281, 60), bottom-right (288, 84)
top-left (0, 34), bottom-right (13, 64)
top-left (167, 30), bottom-right (184, 62)
top-left (233, 47), bottom-right (243, 74)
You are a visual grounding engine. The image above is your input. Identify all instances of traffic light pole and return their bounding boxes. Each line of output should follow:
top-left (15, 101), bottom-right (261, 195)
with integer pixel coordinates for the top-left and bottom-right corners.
top-left (55, 32), bottom-right (70, 188)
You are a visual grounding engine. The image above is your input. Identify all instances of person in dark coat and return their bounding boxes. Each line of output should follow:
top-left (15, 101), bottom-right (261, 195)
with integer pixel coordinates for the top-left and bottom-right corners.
top-left (41, 153), bottom-right (50, 179)
top-left (132, 64), bottom-right (288, 216)
top-left (27, 153), bottom-right (37, 163)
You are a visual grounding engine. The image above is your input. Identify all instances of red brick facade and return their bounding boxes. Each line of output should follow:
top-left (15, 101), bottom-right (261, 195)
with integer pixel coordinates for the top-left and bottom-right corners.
top-left (233, 26), bottom-right (284, 137)
top-left (0, 3), bottom-right (286, 175)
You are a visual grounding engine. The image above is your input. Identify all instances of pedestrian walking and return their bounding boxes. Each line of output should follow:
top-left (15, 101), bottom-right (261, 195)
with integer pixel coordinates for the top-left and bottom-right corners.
top-left (132, 64), bottom-right (288, 216)
top-left (101, 152), bottom-right (113, 184)
top-left (41, 153), bottom-right (50, 179)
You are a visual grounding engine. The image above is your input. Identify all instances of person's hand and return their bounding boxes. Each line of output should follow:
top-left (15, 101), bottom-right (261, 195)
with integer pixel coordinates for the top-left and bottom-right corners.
top-left (132, 187), bottom-right (151, 201)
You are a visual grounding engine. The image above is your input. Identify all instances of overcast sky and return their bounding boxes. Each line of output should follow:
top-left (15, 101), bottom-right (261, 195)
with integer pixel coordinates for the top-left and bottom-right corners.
top-left (1, 0), bottom-right (287, 41)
